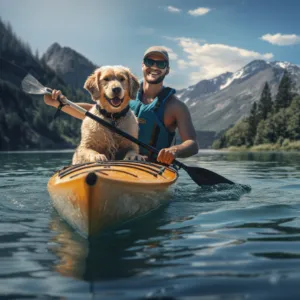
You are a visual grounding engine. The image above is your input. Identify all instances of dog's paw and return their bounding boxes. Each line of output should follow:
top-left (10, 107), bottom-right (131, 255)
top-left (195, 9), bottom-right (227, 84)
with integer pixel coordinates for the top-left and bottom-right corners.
top-left (90, 153), bottom-right (108, 162)
top-left (124, 151), bottom-right (146, 161)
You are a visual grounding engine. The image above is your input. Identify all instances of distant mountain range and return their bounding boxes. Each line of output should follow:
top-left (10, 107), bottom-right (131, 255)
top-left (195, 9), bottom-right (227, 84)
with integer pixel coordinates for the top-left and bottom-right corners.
top-left (43, 43), bottom-right (300, 137)
top-left (1, 17), bottom-right (300, 150)
top-left (177, 60), bottom-right (300, 133)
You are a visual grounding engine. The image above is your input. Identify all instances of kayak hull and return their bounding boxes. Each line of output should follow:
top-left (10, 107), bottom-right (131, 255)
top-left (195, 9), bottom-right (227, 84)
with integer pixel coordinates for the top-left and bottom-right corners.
top-left (47, 161), bottom-right (178, 237)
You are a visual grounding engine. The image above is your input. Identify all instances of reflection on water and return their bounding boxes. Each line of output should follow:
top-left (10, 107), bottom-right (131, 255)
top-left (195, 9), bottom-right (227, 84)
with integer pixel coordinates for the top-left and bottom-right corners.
top-left (47, 200), bottom-right (300, 299)
top-left (48, 208), bottom-right (172, 281)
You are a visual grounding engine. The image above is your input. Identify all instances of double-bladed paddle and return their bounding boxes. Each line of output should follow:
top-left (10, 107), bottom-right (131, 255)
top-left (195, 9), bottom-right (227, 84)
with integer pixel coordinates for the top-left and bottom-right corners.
top-left (21, 74), bottom-right (235, 186)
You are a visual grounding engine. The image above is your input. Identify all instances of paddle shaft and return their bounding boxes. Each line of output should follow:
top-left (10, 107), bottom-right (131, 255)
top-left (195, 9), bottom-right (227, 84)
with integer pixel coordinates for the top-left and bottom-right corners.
top-left (52, 93), bottom-right (186, 169)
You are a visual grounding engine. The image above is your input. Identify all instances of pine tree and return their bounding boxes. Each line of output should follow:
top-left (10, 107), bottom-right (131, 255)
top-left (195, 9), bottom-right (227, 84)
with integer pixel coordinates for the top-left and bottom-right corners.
top-left (258, 82), bottom-right (272, 120)
top-left (247, 102), bottom-right (257, 146)
top-left (274, 70), bottom-right (294, 111)
top-left (35, 49), bottom-right (40, 60)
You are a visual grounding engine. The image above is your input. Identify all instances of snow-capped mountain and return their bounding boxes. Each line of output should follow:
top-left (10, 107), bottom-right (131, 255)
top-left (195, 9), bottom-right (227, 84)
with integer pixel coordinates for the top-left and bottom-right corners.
top-left (177, 60), bottom-right (300, 133)
top-left (177, 72), bottom-right (233, 105)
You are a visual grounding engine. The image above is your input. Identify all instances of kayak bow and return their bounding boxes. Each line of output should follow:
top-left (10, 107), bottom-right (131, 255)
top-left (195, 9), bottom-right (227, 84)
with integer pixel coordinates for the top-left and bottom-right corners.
top-left (48, 160), bottom-right (178, 237)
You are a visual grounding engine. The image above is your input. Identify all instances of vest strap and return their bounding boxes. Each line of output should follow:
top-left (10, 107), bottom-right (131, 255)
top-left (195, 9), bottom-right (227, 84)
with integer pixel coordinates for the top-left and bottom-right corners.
top-left (148, 87), bottom-right (174, 159)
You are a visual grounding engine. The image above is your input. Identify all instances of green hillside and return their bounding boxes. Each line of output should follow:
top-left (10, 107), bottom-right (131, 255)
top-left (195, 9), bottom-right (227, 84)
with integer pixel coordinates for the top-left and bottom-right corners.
top-left (0, 18), bottom-right (92, 150)
top-left (213, 71), bottom-right (300, 151)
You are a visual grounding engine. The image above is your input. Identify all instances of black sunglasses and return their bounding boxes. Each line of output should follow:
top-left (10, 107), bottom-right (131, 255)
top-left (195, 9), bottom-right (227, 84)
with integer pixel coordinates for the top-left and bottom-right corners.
top-left (143, 58), bottom-right (168, 69)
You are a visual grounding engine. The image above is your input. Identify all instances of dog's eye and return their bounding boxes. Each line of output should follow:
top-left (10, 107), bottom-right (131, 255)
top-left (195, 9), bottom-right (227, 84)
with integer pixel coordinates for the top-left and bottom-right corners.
top-left (103, 77), bottom-right (110, 81)
top-left (119, 77), bottom-right (125, 82)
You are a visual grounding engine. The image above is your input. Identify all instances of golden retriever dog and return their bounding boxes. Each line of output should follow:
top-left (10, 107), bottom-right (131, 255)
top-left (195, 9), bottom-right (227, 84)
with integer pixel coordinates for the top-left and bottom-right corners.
top-left (72, 66), bottom-right (143, 165)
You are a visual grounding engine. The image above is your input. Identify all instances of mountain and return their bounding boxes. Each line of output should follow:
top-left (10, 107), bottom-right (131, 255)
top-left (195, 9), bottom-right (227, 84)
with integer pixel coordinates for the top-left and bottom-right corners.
top-left (42, 43), bottom-right (98, 90)
top-left (0, 19), bottom-right (87, 151)
top-left (177, 71), bottom-right (233, 101)
top-left (177, 60), bottom-right (300, 134)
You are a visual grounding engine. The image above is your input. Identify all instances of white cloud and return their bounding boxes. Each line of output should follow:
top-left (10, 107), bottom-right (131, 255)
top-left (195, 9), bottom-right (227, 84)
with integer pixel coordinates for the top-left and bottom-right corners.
top-left (173, 37), bottom-right (274, 83)
top-left (188, 7), bottom-right (211, 16)
top-left (167, 6), bottom-right (181, 13)
top-left (260, 33), bottom-right (300, 46)
top-left (177, 59), bottom-right (189, 69)
top-left (163, 46), bottom-right (178, 60)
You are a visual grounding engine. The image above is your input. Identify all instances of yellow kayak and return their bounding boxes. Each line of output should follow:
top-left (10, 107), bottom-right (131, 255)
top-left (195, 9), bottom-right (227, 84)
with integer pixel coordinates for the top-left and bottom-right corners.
top-left (48, 160), bottom-right (178, 237)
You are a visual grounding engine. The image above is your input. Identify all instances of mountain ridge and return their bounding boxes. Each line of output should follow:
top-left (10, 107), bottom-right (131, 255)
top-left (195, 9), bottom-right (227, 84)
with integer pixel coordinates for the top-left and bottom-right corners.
top-left (42, 42), bottom-right (99, 90)
top-left (177, 59), bottom-right (300, 134)
top-left (41, 42), bottom-right (300, 135)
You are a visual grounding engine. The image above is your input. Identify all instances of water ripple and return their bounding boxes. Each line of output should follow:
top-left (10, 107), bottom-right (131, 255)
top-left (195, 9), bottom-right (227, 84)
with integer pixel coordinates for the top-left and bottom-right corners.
top-left (0, 151), bottom-right (300, 299)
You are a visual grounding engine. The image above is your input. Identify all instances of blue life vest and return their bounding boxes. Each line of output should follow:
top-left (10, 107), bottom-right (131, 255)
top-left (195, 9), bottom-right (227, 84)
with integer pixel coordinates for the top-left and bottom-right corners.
top-left (129, 84), bottom-right (176, 156)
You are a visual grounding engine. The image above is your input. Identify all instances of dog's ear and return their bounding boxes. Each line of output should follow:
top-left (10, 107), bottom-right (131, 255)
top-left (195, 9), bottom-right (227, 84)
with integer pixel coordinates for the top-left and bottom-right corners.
top-left (84, 70), bottom-right (101, 101)
top-left (127, 71), bottom-right (140, 100)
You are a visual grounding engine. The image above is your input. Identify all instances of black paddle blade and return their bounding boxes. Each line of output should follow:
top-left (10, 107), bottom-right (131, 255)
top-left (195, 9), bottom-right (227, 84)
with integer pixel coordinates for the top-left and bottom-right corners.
top-left (183, 165), bottom-right (235, 186)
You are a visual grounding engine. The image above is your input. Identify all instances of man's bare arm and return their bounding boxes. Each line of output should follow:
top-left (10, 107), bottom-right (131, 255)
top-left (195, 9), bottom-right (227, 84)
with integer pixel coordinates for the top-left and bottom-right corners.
top-left (61, 102), bottom-right (93, 120)
top-left (44, 91), bottom-right (93, 120)
top-left (156, 100), bottom-right (199, 165)
top-left (171, 100), bottom-right (199, 158)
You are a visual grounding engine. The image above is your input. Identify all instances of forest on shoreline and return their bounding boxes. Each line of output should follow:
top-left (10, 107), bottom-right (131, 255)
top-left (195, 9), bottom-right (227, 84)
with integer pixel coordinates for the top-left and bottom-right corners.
top-left (213, 71), bottom-right (300, 151)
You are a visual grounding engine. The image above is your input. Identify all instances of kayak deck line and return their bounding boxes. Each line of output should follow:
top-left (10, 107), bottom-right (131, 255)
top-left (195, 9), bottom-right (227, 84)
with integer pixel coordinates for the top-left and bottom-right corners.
top-left (57, 160), bottom-right (163, 175)
top-left (70, 169), bottom-right (109, 179)
top-left (96, 169), bottom-right (139, 177)
top-left (58, 160), bottom-right (175, 179)
top-left (71, 165), bottom-right (159, 178)
top-left (70, 169), bottom-right (139, 180)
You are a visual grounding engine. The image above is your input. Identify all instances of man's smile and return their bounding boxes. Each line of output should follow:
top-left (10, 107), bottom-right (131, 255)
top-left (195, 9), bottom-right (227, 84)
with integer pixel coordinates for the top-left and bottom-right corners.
top-left (147, 69), bottom-right (162, 78)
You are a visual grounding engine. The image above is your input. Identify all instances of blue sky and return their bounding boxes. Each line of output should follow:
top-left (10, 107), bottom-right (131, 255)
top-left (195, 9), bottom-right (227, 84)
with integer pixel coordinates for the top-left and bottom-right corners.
top-left (1, 0), bottom-right (300, 89)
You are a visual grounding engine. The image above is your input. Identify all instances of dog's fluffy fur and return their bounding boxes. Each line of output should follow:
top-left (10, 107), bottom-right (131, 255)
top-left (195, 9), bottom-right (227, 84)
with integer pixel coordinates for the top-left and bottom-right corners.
top-left (72, 66), bottom-right (142, 165)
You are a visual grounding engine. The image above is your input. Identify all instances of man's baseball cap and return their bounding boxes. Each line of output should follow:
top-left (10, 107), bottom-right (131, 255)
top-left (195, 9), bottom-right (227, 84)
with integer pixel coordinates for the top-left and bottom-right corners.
top-left (143, 46), bottom-right (169, 62)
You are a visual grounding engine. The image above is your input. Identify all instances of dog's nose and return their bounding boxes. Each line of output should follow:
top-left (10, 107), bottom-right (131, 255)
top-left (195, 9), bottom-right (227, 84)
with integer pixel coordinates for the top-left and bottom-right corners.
top-left (112, 87), bottom-right (121, 95)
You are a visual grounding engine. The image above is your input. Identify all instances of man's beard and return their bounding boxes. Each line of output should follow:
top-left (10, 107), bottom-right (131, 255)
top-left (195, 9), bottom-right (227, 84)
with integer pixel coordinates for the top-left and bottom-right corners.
top-left (145, 73), bottom-right (166, 84)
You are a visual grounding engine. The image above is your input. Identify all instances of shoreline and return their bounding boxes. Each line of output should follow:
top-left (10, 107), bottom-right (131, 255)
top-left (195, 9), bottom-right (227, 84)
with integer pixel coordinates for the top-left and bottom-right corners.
top-left (1, 148), bottom-right (300, 155)
top-left (217, 143), bottom-right (300, 152)
top-left (0, 149), bottom-right (75, 154)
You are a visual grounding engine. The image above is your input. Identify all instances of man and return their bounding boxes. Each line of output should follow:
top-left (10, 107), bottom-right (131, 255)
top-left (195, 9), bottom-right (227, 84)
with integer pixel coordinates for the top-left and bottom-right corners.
top-left (44, 46), bottom-right (199, 165)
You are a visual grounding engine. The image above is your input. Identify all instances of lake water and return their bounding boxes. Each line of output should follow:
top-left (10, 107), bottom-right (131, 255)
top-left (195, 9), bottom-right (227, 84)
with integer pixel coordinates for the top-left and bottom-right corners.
top-left (0, 150), bottom-right (300, 299)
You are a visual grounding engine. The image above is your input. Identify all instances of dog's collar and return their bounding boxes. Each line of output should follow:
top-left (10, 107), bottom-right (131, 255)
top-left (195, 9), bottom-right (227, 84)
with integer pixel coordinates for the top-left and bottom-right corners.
top-left (96, 104), bottom-right (130, 121)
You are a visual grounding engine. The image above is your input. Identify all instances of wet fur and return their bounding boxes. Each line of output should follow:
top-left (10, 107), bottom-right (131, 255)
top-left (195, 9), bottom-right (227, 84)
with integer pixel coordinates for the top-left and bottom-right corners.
top-left (72, 66), bottom-right (142, 164)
